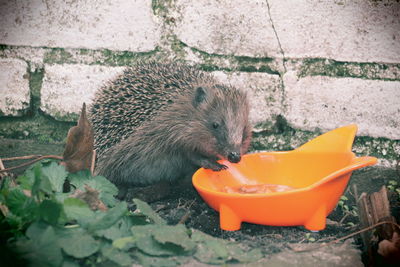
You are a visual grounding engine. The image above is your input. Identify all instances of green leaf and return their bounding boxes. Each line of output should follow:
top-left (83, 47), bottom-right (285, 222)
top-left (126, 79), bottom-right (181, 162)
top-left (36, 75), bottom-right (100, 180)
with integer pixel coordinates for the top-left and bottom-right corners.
top-left (96, 215), bottom-right (136, 241)
top-left (39, 199), bottom-right (62, 225)
top-left (16, 170), bottom-right (35, 190)
top-left (190, 229), bottom-right (222, 242)
top-left (87, 201), bottom-right (127, 232)
top-left (113, 236), bottom-right (136, 251)
top-left (30, 163), bottom-right (53, 197)
top-left (119, 215), bottom-right (137, 235)
top-left (100, 191), bottom-right (118, 207)
top-left (41, 161), bottom-right (68, 192)
top-left (40, 176), bottom-right (54, 195)
top-left (226, 243), bottom-right (263, 263)
top-left (152, 224), bottom-right (195, 253)
top-left (96, 224), bottom-right (124, 240)
top-left (191, 229), bottom-right (260, 264)
top-left (131, 224), bottom-right (156, 239)
top-left (55, 192), bottom-right (71, 203)
top-left (31, 163), bottom-right (43, 197)
top-left (25, 220), bottom-right (50, 239)
top-left (63, 197), bottom-right (94, 226)
top-left (61, 259), bottom-right (81, 267)
top-left (0, 176), bottom-right (13, 191)
top-left (16, 222), bottom-right (63, 267)
top-left (69, 171), bottom-right (118, 195)
top-left (68, 169), bottom-right (92, 186)
top-left (131, 225), bottom-right (187, 256)
top-left (58, 228), bottom-right (100, 258)
top-left (132, 198), bottom-right (166, 225)
top-left (134, 251), bottom-right (179, 267)
top-left (2, 212), bottom-right (23, 229)
top-left (136, 235), bottom-right (178, 256)
top-left (347, 222), bottom-right (355, 227)
top-left (101, 243), bottom-right (132, 266)
top-left (6, 188), bottom-right (38, 220)
top-left (68, 171), bottom-right (118, 206)
top-left (193, 230), bottom-right (262, 264)
top-left (194, 239), bottom-right (229, 264)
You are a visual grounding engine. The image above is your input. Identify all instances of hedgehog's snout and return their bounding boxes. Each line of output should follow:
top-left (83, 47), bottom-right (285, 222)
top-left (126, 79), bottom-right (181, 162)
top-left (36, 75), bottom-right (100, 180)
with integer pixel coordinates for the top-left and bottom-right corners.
top-left (227, 151), bottom-right (241, 163)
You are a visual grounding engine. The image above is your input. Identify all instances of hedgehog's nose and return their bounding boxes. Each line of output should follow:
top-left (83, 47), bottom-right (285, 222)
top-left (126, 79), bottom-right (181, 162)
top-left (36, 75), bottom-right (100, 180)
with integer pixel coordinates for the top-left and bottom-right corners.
top-left (227, 152), bottom-right (241, 163)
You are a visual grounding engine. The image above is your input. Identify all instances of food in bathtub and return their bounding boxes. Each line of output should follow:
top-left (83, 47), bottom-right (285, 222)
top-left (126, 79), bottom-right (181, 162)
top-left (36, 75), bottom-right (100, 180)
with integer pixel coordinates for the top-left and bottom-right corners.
top-left (222, 184), bottom-right (296, 194)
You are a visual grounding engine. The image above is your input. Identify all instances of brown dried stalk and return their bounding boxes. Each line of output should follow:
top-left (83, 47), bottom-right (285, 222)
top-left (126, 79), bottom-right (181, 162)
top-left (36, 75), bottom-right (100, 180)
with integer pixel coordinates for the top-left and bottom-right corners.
top-left (292, 221), bottom-right (400, 253)
top-left (0, 155), bottom-right (63, 173)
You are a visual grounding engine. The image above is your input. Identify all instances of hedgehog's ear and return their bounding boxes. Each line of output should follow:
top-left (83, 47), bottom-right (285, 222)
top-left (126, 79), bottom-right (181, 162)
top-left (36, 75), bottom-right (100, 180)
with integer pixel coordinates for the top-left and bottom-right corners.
top-left (193, 86), bottom-right (208, 107)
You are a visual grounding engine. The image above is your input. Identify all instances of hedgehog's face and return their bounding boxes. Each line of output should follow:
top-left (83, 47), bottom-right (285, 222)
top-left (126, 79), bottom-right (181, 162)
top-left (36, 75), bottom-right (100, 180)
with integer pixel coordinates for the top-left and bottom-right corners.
top-left (192, 86), bottom-right (252, 163)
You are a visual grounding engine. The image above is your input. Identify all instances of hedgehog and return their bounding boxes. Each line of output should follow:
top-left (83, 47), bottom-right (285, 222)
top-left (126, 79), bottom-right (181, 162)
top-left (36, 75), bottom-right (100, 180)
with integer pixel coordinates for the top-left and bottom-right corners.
top-left (90, 61), bottom-right (252, 190)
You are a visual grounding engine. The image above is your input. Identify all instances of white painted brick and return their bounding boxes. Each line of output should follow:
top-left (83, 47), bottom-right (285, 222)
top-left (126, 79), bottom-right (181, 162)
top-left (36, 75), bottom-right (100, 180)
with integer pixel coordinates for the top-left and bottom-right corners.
top-left (0, 58), bottom-right (30, 116)
top-left (270, 0), bottom-right (400, 63)
top-left (41, 64), bottom-right (125, 121)
top-left (0, 0), bottom-right (160, 52)
top-left (175, 0), bottom-right (281, 57)
top-left (174, 0), bottom-right (399, 63)
top-left (0, 47), bottom-right (47, 70)
top-left (213, 71), bottom-right (282, 126)
top-left (284, 72), bottom-right (400, 139)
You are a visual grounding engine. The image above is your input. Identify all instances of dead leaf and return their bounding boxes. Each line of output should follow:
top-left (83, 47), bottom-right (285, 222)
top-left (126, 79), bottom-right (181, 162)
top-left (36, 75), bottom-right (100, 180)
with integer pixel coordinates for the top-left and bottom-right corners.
top-left (378, 232), bottom-right (400, 263)
top-left (0, 158), bottom-right (9, 179)
top-left (70, 184), bottom-right (107, 211)
top-left (23, 189), bottom-right (32, 197)
top-left (61, 103), bottom-right (94, 173)
top-left (0, 204), bottom-right (9, 217)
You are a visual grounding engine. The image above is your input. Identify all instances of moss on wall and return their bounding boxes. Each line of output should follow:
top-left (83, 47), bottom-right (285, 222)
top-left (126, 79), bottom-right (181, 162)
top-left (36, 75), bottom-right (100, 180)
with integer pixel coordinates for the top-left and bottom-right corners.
top-left (0, 43), bottom-right (398, 164)
top-left (298, 58), bottom-right (400, 81)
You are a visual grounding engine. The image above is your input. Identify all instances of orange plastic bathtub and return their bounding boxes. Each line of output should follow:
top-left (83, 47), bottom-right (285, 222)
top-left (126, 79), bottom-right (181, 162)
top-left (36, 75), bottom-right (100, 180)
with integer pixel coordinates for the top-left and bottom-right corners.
top-left (192, 125), bottom-right (377, 231)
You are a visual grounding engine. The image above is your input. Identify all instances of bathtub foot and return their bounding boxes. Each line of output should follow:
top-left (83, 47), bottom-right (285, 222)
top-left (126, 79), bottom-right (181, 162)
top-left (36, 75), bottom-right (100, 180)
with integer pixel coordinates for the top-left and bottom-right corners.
top-left (304, 205), bottom-right (326, 231)
top-left (219, 204), bottom-right (241, 231)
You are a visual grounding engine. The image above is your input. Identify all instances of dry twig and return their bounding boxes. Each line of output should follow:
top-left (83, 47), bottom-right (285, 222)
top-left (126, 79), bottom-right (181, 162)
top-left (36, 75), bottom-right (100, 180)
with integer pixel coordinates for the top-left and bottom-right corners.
top-left (292, 221), bottom-right (400, 253)
top-left (0, 158), bottom-right (8, 179)
top-left (0, 155), bottom-right (63, 173)
top-left (1, 155), bottom-right (43, 161)
top-left (90, 150), bottom-right (96, 175)
top-left (178, 199), bottom-right (196, 224)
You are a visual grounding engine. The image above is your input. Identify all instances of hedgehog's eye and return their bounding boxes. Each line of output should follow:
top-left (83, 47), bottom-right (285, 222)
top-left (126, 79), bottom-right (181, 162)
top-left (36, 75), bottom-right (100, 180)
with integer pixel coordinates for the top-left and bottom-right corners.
top-left (212, 122), bottom-right (220, 129)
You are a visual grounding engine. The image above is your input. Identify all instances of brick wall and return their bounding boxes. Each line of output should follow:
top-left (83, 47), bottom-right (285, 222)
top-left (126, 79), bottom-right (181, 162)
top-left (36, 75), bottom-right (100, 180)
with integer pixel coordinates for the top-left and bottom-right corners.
top-left (0, 0), bottom-right (399, 166)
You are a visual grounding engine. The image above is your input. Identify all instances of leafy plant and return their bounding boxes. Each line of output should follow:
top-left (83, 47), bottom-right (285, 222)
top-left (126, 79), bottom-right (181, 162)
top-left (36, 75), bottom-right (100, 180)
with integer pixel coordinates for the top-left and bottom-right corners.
top-left (335, 195), bottom-right (359, 228)
top-left (338, 196), bottom-right (357, 216)
top-left (304, 232), bottom-right (316, 242)
top-left (0, 160), bottom-right (262, 266)
top-left (387, 180), bottom-right (400, 198)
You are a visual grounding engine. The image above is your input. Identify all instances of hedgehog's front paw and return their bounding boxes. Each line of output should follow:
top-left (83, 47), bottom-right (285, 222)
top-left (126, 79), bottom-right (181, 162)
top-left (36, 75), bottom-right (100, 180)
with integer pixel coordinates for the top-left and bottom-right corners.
top-left (213, 163), bottom-right (228, 171)
top-left (202, 160), bottom-right (227, 171)
top-left (191, 155), bottom-right (227, 171)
